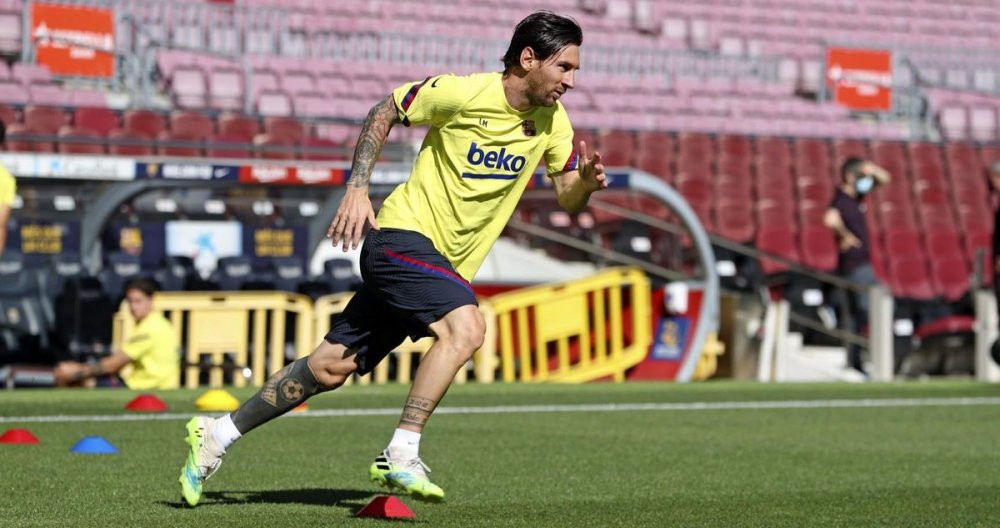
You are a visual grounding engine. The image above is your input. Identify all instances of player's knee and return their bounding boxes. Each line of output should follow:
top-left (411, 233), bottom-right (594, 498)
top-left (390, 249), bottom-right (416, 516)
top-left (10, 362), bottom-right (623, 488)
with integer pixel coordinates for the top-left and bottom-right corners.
top-left (448, 309), bottom-right (486, 358)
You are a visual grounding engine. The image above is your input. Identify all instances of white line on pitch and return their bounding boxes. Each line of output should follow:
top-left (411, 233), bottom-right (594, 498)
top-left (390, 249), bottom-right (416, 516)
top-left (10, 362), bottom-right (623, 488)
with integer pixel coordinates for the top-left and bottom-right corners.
top-left (2, 396), bottom-right (1000, 424)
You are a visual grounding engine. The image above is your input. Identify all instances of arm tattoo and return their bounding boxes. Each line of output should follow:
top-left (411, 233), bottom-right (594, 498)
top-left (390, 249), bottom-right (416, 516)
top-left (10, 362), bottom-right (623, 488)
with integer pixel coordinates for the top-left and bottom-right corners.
top-left (347, 96), bottom-right (398, 188)
top-left (399, 396), bottom-right (438, 428)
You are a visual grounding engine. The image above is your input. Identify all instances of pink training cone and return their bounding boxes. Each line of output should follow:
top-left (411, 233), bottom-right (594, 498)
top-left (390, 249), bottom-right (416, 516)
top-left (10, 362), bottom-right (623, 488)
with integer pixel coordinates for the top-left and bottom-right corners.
top-left (0, 428), bottom-right (40, 444)
top-left (125, 394), bottom-right (168, 412)
top-left (355, 496), bottom-right (415, 519)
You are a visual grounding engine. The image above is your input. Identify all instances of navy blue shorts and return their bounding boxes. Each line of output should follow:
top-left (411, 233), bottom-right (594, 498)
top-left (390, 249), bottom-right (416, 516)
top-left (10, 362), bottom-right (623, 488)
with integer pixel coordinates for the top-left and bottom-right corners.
top-left (324, 228), bottom-right (477, 374)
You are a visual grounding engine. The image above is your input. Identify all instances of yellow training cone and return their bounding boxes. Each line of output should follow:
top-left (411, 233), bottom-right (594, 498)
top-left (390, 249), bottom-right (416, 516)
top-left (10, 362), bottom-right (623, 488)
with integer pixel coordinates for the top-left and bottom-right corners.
top-left (195, 389), bottom-right (240, 412)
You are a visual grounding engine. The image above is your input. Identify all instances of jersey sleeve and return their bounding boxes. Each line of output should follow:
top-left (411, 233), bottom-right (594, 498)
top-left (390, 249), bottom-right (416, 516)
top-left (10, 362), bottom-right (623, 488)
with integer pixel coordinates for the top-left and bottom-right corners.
top-left (543, 104), bottom-right (578, 175)
top-left (122, 330), bottom-right (152, 360)
top-left (0, 166), bottom-right (15, 206)
top-left (391, 74), bottom-right (467, 128)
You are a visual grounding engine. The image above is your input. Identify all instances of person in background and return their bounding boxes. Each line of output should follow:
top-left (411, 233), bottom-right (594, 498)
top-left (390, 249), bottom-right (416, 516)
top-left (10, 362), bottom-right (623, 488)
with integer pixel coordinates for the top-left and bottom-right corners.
top-left (824, 157), bottom-right (891, 373)
top-left (989, 161), bottom-right (1000, 366)
top-left (0, 121), bottom-right (14, 259)
top-left (54, 277), bottom-right (179, 389)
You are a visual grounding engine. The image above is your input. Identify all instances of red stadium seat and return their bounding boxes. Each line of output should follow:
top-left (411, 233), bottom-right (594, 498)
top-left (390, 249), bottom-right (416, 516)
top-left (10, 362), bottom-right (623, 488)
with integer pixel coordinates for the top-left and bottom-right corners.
top-left (24, 105), bottom-right (67, 134)
top-left (597, 130), bottom-right (635, 167)
top-left (108, 129), bottom-right (153, 156)
top-left (158, 131), bottom-right (203, 157)
top-left (57, 126), bottom-right (104, 154)
top-left (0, 103), bottom-right (16, 126)
top-left (124, 110), bottom-right (166, 138)
top-left (264, 116), bottom-right (305, 143)
top-left (714, 204), bottom-right (755, 243)
top-left (930, 256), bottom-right (970, 302)
top-left (254, 133), bottom-right (297, 160)
top-left (74, 107), bottom-right (118, 136)
top-left (924, 228), bottom-right (962, 255)
top-left (572, 129), bottom-right (597, 152)
top-left (888, 255), bottom-right (935, 300)
top-left (635, 150), bottom-right (671, 182)
top-left (5, 123), bottom-right (53, 152)
top-left (799, 227), bottom-right (838, 272)
top-left (218, 114), bottom-right (260, 142)
top-left (882, 227), bottom-right (922, 258)
top-left (756, 225), bottom-right (800, 275)
top-left (207, 133), bottom-right (252, 159)
top-left (300, 136), bottom-right (341, 161)
top-left (636, 131), bottom-right (672, 155)
top-left (169, 111), bottom-right (214, 139)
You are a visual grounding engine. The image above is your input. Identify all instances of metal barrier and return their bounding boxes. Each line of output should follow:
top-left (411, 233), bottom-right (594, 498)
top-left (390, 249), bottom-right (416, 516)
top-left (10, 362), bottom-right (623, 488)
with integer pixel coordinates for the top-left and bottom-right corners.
top-left (482, 267), bottom-right (652, 383)
top-left (113, 291), bottom-right (313, 388)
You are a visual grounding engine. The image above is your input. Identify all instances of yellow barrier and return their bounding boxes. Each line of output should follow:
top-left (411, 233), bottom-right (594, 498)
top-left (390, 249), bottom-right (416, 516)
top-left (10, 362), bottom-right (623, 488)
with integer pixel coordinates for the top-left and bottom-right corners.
top-left (113, 291), bottom-right (314, 388)
top-left (479, 267), bottom-right (651, 383)
top-left (112, 268), bottom-right (651, 388)
top-left (312, 293), bottom-right (493, 385)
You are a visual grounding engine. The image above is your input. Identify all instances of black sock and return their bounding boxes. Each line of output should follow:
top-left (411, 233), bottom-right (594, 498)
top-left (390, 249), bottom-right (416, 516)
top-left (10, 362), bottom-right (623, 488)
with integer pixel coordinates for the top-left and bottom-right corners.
top-left (230, 357), bottom-right (320, 435)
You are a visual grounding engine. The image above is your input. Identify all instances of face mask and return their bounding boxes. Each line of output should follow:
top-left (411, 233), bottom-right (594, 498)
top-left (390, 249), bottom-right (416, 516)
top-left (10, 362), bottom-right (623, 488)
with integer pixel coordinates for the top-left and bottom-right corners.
top-left (854, 175), bottom-right (874, 195)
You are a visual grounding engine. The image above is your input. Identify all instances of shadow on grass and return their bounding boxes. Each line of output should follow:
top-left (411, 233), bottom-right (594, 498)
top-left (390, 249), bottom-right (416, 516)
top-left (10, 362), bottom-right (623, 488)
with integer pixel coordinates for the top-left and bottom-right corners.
top-left (159, 487), bottom-right (374, 510)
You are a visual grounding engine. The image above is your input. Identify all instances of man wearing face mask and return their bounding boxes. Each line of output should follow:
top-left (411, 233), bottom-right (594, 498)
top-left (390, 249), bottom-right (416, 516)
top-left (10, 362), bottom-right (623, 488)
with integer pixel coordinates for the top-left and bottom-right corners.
top-left (824, 157), bottom-right (890, 373)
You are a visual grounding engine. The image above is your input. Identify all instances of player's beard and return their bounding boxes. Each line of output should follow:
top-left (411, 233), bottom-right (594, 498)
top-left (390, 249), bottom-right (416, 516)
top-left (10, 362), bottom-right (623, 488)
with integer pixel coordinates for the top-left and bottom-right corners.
top-left (526, 76), bottom-right (557, 108)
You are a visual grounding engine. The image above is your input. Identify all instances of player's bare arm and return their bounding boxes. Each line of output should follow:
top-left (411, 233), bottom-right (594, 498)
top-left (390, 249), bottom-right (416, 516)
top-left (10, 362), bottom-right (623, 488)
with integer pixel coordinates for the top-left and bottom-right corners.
top-left (327, 95), bottom-right (399, 251)
top-left (550, 140), bottom-right (608, 213)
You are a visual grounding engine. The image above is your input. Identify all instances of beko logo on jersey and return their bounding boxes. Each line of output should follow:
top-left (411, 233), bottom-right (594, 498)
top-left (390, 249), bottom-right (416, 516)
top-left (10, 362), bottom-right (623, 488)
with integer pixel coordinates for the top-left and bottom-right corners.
top-left (466, 142), bottom-right (526, 172)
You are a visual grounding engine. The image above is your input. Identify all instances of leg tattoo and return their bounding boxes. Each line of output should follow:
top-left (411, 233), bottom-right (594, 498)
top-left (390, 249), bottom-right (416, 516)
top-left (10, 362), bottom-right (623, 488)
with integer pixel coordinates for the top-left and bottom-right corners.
top-left (231, 357), bottom-right (320, 434)
top-left (399, 396), bottom-right (438, 430)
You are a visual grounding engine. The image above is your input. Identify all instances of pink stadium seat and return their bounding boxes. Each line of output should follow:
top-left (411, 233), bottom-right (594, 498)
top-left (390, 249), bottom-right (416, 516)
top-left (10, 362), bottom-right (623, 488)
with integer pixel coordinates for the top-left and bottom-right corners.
top-left (169, 111), bottom-right (214, 139)
top-left (29, 83), bottom-right (68, 106)
top-left (12, 64), bottom-right (51, 85)
top-left (24, 106), bottom-right (68, 134)
top-left (57, 126), bottom-right (105, 155)
top-left (218, 114), bottom-right (260, 142)
top-left (0, 11), bottom-right (21, 53)
top-left (0, 81), bottom-right (27, 104)
top-left (207, 133), bottom-right (252, 159)
top-left (108, 129), bottom-right (154, 156)
top-left (209, 68), bottom-right (244, 111)
top-left (124, 110), bottom-right (166, 138)
top-left (74, 107), bottom-right (119, 137)
top-left (68, 89), bottom-right (108, 107)
top-left (293, 92), bottom-right (335, 118)
top-left (257, 91), bottom-right (292, 116)
top-left (280, 70), bottom-right (317, 95)
top-left (171, 67), bottom-right (207, 109)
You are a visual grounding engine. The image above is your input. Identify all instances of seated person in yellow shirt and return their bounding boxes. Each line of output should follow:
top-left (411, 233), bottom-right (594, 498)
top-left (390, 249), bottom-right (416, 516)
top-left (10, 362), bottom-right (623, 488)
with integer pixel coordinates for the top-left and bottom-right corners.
top-left (55, 278), bottom-right (179, 389)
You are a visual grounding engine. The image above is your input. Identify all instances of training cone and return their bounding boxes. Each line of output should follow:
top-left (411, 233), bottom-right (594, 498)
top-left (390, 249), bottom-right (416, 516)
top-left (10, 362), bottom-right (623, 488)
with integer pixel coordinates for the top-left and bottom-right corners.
top-left (355, 496), bottom-right (415, 519)
top-left (70, 436), bottom-right (118, 454)
top-left (195, 389), bottom-right (240, 412)
top-left (292, 402), bottom-right (309, 412)
top-left (125, 394), bottom-right (168, 412)
top-left (0, 428), bottom-right (39, 444)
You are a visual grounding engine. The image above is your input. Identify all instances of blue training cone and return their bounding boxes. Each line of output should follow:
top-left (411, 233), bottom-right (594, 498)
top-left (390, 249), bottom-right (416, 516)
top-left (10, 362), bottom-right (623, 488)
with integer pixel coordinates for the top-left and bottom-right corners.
top-left (70, 436), bottom-right (118, 454)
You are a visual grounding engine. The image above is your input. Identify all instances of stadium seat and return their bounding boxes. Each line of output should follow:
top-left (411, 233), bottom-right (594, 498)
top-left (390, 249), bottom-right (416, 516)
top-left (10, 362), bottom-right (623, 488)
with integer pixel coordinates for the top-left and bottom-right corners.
top-left (209, 256), bottom-right (256, 291)
top-left (798, 227), bottom-right (838, 272)
top-left (74, 107), bottom-right (119, 136)
top-left (0, 251), bottom-right (51, 364)
top-left (264, 116), bottom-right (305, 143)
top-left (269, 257), bottom-right (306, 293)
top-left (888, 255), bottom-right (935, 301)
top-left (257, 90), bottom-right (293, 116)
top-left (54, 276), bottom-right (114, 360)
top-left (57, 126), bottom-right (105, 154)
top-left (169, 111), bottom-right (214, 139)
top-left (6, 124), bottom-right (54, 152)
top-left (158, 131), bottom-right (204, 157)
top-left (597, 130), bottom-right (635, 167)
top-left (254, 133), bottom-right (297, 160)
top-left (218, 114), bottom-right (261, 141)
top-left (97, 252), bottom-right (144, 304)
top-left (154, 255), bottom-right (196, 292)
top-left (124, 110), bottom-right (167, 138)
top-left (930, 255), bottom-right (970, 302)
top-left (24, 105), bottom-right (68, 134)
top-left (755, 225), bottom-right (799, 276)
top-left (207, 133), bottom-right (253, 158)
top-left (171, 66), bottom-right (208, 109)
top-left (108, 129), bottom-right (154, 156)
top-left (301, 136), bottom-right (340, 160)
top-left (322, 257), bottom-right (361, 293)
top-left (209, 68), bottom-right (244, 111)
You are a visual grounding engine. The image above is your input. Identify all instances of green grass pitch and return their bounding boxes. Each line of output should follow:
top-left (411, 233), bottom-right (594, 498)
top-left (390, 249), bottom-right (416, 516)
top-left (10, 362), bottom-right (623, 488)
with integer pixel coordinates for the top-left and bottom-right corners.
top-left (1, 381), bottom-right (998, 527)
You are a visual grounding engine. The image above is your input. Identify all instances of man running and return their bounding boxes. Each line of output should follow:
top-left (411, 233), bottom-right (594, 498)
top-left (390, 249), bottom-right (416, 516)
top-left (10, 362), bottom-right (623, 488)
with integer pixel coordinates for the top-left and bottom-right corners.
top-left (179, 10), bottom-right (606, 506)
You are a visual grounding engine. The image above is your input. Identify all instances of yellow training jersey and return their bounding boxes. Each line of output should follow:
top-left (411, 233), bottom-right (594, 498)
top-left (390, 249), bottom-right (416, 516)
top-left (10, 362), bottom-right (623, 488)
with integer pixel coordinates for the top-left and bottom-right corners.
top-left (0, 165), bottom-right (14, 207)
top-left (379, 72), bottom-right (578, 280)
top-left (120, 312), bottom-right (180, 390)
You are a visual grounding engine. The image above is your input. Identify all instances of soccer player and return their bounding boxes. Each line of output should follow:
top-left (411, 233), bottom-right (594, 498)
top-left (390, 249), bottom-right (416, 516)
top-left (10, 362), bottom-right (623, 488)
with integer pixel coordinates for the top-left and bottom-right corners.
top-left (0, 121), bottom-right (14, 259)
top-left (179, 10), bottom-right (606, 506)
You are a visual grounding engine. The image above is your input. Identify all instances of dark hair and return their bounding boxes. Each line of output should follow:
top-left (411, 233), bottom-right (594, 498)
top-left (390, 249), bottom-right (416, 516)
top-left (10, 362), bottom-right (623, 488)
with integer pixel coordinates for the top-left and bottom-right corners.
top-left (0, 119), bottom-right (6, 144)
top-left (124, 277), bottom-right (157, 298)
top-left (502, 11), bottom-right (582, 72)
top-left (841, 156), bottom-right (865, 181)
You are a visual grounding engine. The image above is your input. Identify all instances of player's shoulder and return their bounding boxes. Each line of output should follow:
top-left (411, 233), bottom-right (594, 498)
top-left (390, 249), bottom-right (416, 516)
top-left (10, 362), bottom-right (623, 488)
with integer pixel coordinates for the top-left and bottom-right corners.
top-left (427, 71), bottom-right (497, 93)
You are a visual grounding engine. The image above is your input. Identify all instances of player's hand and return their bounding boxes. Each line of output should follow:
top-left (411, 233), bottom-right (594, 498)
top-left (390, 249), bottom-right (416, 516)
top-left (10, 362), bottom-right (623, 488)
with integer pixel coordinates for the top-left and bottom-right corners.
top-left (578, 140), bottom-right (608, 193)
top-left (54, 361), bottom-right (84, 386)
top-left (839, 233), bottom-right (862, 251)
top-left (327, 186), bottom-right (380, 252)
